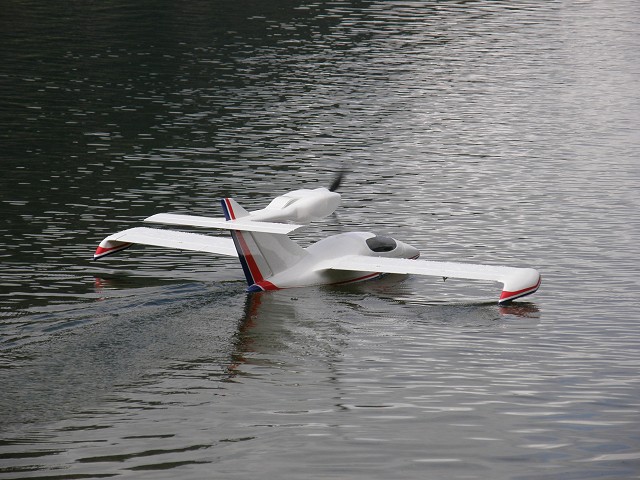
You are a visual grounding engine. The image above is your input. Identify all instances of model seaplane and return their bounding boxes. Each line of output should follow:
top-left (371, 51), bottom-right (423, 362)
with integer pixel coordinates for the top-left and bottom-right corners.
top-left (94, 179), bottom-right (541, 304)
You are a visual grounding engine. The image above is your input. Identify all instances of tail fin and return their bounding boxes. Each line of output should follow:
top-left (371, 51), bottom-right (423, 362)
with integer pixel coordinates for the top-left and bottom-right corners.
top-left (220, 198), bottom-right (307, 291)
top-left (221, 198), bottom-right (250, 220)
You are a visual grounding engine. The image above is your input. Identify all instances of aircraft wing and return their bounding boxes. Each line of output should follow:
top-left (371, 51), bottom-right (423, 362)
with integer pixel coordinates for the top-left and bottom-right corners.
top-left (325, 255), bottom-right (541, 304)
top-left (144, 213), bottom-right (302, 234)
top-left (94, 227), bottom-right (238, 260)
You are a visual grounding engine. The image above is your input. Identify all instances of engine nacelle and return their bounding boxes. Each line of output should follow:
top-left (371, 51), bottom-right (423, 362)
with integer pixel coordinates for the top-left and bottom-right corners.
top-left (249, 188), bottom-right (341, 224)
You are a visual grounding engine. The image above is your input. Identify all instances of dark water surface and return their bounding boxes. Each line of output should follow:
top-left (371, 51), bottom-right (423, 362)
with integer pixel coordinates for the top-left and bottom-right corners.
top-left (1, 1), bottom-right (639, 478)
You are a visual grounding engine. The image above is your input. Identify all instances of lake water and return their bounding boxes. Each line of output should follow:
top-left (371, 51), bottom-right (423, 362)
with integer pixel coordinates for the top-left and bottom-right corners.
top-left (1, 1), bottom-right (639, 478)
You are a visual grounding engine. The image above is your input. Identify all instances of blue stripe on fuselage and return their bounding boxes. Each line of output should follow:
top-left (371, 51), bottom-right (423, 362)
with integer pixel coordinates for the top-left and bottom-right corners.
top-left (220, 198), bottom-right (255, 286)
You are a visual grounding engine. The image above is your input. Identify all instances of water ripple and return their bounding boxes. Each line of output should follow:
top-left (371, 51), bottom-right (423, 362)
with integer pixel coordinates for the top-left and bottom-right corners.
top-left (2, 0), bottom-right (640, 479)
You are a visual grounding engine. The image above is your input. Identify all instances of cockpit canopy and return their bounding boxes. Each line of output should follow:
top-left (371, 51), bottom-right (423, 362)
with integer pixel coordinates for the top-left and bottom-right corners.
top-left (366, 235), bottom-right (397, 253)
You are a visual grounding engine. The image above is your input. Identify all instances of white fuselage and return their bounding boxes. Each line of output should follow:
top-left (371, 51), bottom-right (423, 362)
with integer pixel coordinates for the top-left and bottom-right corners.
top-left (255, 232), bottom-right (420, 290)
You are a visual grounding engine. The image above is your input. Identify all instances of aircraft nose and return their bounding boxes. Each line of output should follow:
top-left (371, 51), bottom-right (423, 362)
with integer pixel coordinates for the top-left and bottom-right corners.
top-left (399, 241), bottom-right (420, 259)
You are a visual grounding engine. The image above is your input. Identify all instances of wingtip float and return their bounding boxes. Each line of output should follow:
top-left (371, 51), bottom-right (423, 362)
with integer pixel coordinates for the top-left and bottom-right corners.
top-left (94, 184), bottom-right (541, 305)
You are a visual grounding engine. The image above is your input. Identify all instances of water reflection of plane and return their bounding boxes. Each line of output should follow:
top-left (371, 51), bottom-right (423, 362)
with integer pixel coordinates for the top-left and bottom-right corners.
top-left (226, 283), bottom-right (540, 378)
top-left (229, 289), bottom-right (334, 377)
top-left (93, 275), bottom-right (539, 386)
top-left (498, 303), bottom-right (540, 318)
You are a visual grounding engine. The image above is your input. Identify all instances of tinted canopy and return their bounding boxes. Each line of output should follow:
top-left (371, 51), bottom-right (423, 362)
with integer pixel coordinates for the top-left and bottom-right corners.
top-left (366, 236), bottom-right (397, 252)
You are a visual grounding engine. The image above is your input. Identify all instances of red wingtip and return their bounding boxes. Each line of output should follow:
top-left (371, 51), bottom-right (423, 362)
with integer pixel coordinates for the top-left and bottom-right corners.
top-left (499, 275), bottom-right (542, 304)
top-left (93, 243), bottom-right (132, 260)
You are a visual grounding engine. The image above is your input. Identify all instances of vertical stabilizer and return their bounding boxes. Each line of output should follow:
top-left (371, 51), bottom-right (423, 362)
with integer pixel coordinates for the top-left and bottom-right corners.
top-left (221, 198), bottom-right (250, 220)
top-left (220, 198), bottom-right (308, 290)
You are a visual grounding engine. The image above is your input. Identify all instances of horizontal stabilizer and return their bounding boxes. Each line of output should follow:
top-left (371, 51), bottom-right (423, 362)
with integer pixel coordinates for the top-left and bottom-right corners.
top-left (324, 255), bottom-right (541, 304)
top-left (144, 213), bottom-right (302, 234)
top-left (94, 227), bottom-right (237, 260)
